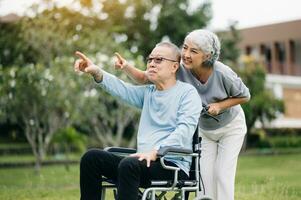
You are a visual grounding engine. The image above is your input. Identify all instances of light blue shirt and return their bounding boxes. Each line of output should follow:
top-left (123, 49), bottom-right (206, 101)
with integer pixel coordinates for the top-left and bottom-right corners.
top-left (99, 71), bottom-right (202, 175)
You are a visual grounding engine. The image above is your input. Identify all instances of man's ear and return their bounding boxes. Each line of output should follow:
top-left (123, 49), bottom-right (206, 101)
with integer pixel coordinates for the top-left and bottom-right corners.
top-left (172, 62), bottom-right (179, 73)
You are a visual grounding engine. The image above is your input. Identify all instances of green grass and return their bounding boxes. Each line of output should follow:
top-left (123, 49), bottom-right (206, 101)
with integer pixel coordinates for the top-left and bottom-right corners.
top-left (0, 153), bottom-right (81, 163)
top-left (0, 154), bottom-right (300, 200)
top-left (0, 165), bottom-right (186, 200)
top-left (0, 165), bottom-right (80, 200)
top-left (0, 143), bottom-right (30, 149)
top-left (235, 154), bottom-right (301, 200)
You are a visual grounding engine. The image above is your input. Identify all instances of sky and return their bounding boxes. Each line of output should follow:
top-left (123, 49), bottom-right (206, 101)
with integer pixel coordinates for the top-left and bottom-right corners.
top-left (1, 0), bottom-right (301, 30)
top-left (208, 0), bottom-right (301, 30)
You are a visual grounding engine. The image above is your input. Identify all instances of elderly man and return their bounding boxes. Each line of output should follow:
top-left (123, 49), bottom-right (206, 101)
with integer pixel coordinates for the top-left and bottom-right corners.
top-left (74, 42), bottom-right (202, 200)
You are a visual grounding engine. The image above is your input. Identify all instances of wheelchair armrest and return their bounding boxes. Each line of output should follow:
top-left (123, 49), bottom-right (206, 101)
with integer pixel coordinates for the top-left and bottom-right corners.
top-left (104, 147), bottom-right (137, 154)
top-left (156, 147), bottom-right (193, 188)
top-left (157, 146), bottom-right (193, 157)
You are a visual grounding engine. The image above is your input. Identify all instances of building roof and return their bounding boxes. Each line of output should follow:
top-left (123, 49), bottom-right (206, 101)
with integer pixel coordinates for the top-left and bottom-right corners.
top-left (239, 19), bottom-right (301, 46)
top-left (0, 13), bottom-right (21, 23)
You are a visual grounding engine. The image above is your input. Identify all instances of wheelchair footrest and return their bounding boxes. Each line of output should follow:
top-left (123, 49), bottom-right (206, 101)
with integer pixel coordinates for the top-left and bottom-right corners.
top-left (177, 180), bottom-right (197, 188)
top-left (150, 180), bottom-right (197, 187)
top-left (150, 180), bottom-right (173, 187)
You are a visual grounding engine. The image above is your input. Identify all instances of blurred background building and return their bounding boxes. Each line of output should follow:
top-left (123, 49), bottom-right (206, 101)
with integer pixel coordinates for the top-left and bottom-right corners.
top-left (238, 19), bottom-right (301, 128)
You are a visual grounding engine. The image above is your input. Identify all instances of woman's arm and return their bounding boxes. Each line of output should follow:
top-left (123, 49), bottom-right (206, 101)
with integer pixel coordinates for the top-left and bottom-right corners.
top-left (115, 52), bottom-right (148, 84)
top-left (208, 97), bottom-right (249, 116)
top-left (207, 65), bottom-right (251, 115)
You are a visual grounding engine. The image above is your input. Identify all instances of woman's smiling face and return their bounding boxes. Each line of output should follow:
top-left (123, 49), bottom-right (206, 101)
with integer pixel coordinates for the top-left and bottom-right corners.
top-left (181, 39), bottom-right (209, 70)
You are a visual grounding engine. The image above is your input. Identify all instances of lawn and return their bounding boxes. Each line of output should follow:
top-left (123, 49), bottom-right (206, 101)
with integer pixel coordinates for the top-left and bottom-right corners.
top-left (235, 154), bottom-right (301, 200)
top-left (0, 154), bottom-right (300, 200)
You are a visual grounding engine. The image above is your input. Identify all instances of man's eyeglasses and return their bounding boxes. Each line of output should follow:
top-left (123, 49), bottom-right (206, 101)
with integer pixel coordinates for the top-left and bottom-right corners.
top-left (146, 57), bottom-right (178, 64)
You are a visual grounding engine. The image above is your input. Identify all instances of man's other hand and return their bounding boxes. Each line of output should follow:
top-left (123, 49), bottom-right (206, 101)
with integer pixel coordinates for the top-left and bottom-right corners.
top-left (130, 149), bottom-right (158, 167)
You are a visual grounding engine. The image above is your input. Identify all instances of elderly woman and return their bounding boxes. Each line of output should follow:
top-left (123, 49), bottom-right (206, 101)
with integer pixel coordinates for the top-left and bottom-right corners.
top-left (115, 29), bottom-right (250, 200)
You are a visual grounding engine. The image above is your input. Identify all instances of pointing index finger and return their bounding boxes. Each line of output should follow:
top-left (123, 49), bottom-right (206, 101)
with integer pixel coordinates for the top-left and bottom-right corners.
top-left (114, 52), bottom-right (123, 61)
top-left (75, 51), bottom-right (88, 61)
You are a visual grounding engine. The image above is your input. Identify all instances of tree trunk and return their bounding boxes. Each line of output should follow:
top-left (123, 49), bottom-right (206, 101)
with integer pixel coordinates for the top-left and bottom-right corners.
top-left (34, 154), bottom-right (42, 175)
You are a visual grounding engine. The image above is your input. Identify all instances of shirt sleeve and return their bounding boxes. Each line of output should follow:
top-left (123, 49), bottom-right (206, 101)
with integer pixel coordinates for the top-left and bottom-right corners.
top-left (98, 71), bottom-right (146, 109)
top-left (223, 71), bottom-right (251, 100)
top-left (157, 88), bottom-right (202, 149)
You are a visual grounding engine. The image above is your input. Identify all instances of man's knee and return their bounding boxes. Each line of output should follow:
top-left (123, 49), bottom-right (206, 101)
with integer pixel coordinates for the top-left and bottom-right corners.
top-left (118, 157), bottom-right (140, 173)
top-left (80, 149), bottom-right (105, 167)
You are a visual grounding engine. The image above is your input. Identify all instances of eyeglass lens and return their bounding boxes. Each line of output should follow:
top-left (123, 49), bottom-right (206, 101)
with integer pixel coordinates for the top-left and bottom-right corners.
top-left (147, 57), bottom-right (163, 64)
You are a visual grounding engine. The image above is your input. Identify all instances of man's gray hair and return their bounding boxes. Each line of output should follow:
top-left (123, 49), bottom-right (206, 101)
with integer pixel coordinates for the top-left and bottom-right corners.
top-left (155, 42), bottom-right (181, 63)
top-left (185, 29), bottom-right (221, 66)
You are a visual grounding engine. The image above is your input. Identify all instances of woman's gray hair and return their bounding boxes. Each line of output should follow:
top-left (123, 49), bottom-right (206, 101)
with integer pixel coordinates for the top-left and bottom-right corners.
top-left (185, 29), bottom-right (221, 66)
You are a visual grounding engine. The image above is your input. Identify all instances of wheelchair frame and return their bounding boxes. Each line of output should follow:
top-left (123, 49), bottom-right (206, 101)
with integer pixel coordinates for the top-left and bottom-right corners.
top-left (101, 143), bottom-right (203, 200)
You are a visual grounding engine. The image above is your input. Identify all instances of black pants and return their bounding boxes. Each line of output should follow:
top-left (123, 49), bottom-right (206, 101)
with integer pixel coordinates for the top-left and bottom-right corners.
top-left (80, 149), bottom-right (188, 200)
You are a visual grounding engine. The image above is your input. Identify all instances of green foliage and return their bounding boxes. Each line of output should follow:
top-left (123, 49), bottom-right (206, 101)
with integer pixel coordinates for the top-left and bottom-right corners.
top-left (155, 0), bottom-right (211, 46)
top-left (1, 0), bottom-right (212, 64)
top-left (0, 61), bottom-right (82, 172)
top-left (0, 6), bottom-right (127, 67)
top-left (52, 127), bottom-right (87, 153)
top-left (268, 136), bottom-right (301, 148)
top-left (239, 63), bottom-right (284, 132)
top-left (51, 126), bottom-right (86, 170)
top-left (218, 23), bottom-right (241, 63)
top-left (0, 0), bottom-right (212, 168)
top-left (76, 0), bottom-right (212, 57)
top-left (0, 22), bottom-right (28, 66)
top-left (252, 133), bottom-right (301, 149)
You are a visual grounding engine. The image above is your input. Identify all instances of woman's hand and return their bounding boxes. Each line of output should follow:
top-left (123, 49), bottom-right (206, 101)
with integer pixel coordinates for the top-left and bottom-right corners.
top-left (207, 102), bottom-right (222, 116)
top-left (114, 52), bottom-right (128, 70)
top-left (207, 97), bottom-right (249, 116)
top-left (130, 149), bottom-right (158, 167)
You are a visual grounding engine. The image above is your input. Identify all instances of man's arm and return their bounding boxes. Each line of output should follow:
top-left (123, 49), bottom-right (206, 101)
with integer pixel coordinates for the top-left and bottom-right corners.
top-left (100, 71), bottom-right (146, 108)
top-left (159, 88), bottom-right (202, 149)
top-left (74, 51), bottom-right (145, 108)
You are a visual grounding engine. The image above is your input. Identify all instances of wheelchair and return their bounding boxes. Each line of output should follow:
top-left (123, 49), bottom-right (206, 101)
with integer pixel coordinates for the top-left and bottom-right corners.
top-left (100, 128), bottom-right (211, 200)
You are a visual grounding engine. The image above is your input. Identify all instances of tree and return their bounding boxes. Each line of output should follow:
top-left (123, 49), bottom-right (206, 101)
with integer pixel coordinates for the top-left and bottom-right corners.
top-left (155, 0), bottom-right (211, 47)
top-left (0, 0), bottom-right (213, 173)
top-left (52, 126), bottom-right (87, 171)
top-left (76, 0), bottom-right (212, 57)
top-left (0, 6), bottom-right (144, 172)
top-left (76, 91), bottom-right (140, 148)
top-left (217, 22), bottom-right (242, 64)
top-left (239, 62), bottom-right (284, 132)
top-left (0, 63), bottom-right (74, 173)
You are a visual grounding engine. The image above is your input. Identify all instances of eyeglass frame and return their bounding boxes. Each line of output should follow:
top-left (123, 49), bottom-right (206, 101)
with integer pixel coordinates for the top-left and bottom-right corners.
top-left (146, 56), bottom-right (178, 64)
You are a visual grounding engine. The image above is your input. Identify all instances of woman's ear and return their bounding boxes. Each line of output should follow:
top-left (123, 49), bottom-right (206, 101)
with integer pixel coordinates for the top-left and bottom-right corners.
top-left (203, 53), bottom-right (211, 61)
top-left (202, 54), bottom-right (213, 67)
